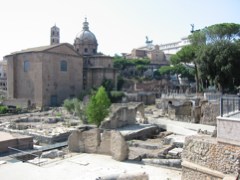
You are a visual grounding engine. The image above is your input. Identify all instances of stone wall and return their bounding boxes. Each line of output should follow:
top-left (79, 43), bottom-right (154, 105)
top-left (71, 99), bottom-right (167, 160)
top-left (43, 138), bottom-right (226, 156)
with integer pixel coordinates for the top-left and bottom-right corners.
top-left (156, 98), bottom-right (219, 125)
top-left (125, 92), bottom-right (156, 105)
top-left (200, 101), bottom-right (219, 126)
top-left (0, 132), bottom-right (33, 153)
top-left (68, 128), bottom-right (129, 161)
top-left (168, 101), bottom-right (193, 122)
top-left (182, 135), bottom-right (240, 179)
top-left (100, 102), bottom-right (147, 129)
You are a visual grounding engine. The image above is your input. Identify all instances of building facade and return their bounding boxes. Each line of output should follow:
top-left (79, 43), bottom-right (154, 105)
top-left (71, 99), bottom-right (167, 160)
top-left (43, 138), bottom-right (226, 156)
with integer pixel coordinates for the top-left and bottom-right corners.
top-left (74, 18), bottom-right (117, 90)
top-left (6, 43), bottom-right (83, 107)
top-left (5, 19), bottom-right (117, 107)
top-left (0, 60), bottom-right (7, 91)
top-left (159, 36), bottom-right (190, 55)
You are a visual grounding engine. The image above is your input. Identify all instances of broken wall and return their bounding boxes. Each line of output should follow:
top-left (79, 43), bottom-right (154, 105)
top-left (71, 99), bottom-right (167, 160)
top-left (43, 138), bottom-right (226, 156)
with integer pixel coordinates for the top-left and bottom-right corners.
top-left (100, 102), bottom-right (147, 129)
top-left (68, 128), bottom-right (129, 161)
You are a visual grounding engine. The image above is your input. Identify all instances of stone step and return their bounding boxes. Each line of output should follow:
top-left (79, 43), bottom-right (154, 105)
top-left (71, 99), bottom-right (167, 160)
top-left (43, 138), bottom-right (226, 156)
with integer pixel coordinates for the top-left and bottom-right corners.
top-left (163, 134), bottom-right (185, 147)
top-left (168, 148), bottom-right (183, 156)
top-left (128, 144), bottom-right (174, 161)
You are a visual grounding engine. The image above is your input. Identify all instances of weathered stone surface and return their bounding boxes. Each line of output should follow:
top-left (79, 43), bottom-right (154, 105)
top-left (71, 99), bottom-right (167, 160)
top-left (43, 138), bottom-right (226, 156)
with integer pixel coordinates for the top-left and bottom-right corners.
top-left (68, 128), bottom-right (100, 153)
top-left (142, 158), bottom-right (182, 168)
top-left (100, 102), bottom-right (147, 129)
top-left (97, 130), bottom-right (111, 155)
top-left (67, 130), bottom-right (81, 152)
top-left (81, 128), bottom-right (101, 153)
top-left (200, 101), bottom-right (219, 125)
top-left (163, 134), bottom-right (185, 147)
top-left (111, 131), bottom-right (129, 161)
top-left (68, 129), bottom-right (129, 161)
top-left (41, 149), bottom-right (65, 159)
top-left (120, 124), bottom-right (160, 141)
top-left (182, 166), bottom-right (222, 180)
top-left (168, 147), bottom-right (183, 156)
top-left (182, 135), bottom-right (240, 177)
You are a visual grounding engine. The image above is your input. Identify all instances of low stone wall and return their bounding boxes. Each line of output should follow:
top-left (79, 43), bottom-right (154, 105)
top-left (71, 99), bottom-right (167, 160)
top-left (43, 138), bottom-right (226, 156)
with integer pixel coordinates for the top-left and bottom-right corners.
top-left (182, 136), bottom-right (240, 179)
top-left (125, 92), bottom-right (156, 105)
top-left (168, 101), bottom-right (192, 122)
top-left (3, 98), bottom-right (30, 108)
top-left (68, 128), bottom-right (129, 161)
top-left (0, 132), bottom-right (33, 153)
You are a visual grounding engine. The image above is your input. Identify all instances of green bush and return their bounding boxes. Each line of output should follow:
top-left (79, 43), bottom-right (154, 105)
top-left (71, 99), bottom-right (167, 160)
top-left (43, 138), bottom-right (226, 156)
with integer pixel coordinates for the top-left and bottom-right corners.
top-left (63, 99), bottom-right (75, 114)
top-left (0, 105), bottom-right (8, 114)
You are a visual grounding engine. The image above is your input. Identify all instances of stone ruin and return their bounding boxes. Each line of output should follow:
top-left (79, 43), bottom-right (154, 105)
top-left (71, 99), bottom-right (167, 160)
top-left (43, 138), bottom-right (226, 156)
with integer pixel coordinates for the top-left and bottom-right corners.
top-left (0, 108), bottom-right (79, 144)
top-left (100, 102), bottom-right (148, 129)
top-left (68, 127), bottom-right (129, 161)
top-left (156, 97), bottom-right (220, 125)
top-left (124, 92), bottom-right (156, 105)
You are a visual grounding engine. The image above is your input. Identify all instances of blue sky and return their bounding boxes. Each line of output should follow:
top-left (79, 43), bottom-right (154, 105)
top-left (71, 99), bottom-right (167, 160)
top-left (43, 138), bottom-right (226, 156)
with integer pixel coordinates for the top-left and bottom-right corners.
top-left (0, 0), bottom-right (239, 59)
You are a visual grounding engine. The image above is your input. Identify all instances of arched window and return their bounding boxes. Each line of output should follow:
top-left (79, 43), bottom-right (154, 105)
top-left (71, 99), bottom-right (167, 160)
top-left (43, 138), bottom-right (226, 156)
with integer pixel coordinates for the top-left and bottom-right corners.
top-left (24, 60), bottom-right (30, 72)
top-left (60, 60), bottom-right (67, 71)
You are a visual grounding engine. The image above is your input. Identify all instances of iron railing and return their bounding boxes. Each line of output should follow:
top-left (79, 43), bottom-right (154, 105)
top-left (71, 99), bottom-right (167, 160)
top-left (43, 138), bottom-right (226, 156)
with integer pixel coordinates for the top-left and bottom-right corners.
top-left (220, 96), bottom-right (240, 118)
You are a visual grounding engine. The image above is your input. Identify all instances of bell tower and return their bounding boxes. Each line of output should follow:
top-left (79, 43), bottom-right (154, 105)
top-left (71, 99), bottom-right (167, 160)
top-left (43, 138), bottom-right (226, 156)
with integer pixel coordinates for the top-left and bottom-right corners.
top-left (50, 24), bottom-right (60, 45)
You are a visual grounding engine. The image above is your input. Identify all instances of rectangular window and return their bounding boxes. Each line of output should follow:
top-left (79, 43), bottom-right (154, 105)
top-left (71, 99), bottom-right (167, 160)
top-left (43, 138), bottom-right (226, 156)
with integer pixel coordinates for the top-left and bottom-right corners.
top-left (60, 60), bottom-right (67, 71)
top-left (24, 60), bottom-right (30, 72)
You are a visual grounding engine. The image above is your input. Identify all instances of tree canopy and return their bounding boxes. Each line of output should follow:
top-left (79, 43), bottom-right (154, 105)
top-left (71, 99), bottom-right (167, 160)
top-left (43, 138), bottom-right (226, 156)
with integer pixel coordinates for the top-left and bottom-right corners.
top-left (113, 55), bottom-right (150, 70)
top-left (172, 22), bottom-right (240, 93)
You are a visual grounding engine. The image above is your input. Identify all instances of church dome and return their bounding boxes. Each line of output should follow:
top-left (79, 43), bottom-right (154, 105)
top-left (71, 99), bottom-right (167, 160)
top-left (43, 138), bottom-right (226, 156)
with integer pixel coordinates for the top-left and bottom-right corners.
top-left (75, 19), bottom-right (98, 45)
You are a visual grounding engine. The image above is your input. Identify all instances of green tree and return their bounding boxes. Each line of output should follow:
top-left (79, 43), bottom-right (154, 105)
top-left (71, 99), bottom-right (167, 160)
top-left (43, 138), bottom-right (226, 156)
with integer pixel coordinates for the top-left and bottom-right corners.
top-left (172, 23), bottom-right (240, 92)
top-left (198, 40), bottom-right (240, 92)
top-left (158, 64), bottom-right (194, 82)
top-left (171, 45), bottom-right (201, 91)
top-left (86, 86), bottom-right (111, 126)
top-left (113, 55), bottom-right (150, 72)
top-left (193, 23), bottom-right (240, 92)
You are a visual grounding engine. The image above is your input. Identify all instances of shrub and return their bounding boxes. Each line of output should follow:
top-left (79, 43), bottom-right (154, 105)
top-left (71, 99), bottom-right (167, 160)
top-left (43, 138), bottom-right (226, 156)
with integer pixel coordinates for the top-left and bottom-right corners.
top-left (63, 99), bottom-right (75, 114)
top-left (0, 105), bottom-right (8, 114)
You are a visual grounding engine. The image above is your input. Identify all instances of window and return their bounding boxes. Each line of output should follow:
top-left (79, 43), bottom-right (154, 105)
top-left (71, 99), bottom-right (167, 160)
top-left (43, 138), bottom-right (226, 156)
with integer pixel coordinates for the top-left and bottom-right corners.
top-left (93, 49), bottom-right (96, 54)
top-left (50, 95), bottom-right (58, 106)
top-left (24, 60), bottom-right (30, 72)
top-left (60, 60), bottom-right (67, 71)
top-left (84, 48), bottom-right (88, 53)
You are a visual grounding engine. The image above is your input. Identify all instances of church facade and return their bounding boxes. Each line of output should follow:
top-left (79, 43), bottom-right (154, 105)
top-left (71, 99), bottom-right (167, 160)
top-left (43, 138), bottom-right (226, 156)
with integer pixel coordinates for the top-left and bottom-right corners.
top-left (5, 19), bottom-right (117, 107)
